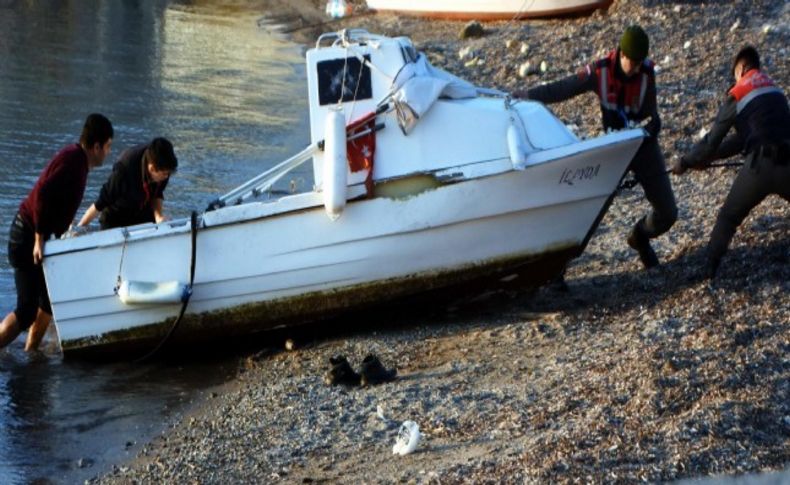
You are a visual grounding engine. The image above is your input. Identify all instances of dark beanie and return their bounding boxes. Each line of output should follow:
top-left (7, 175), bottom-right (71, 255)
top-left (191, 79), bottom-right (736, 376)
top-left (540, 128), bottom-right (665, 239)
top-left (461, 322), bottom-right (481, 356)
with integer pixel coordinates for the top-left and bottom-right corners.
top-left (620, 25), bottom-right (649, 61)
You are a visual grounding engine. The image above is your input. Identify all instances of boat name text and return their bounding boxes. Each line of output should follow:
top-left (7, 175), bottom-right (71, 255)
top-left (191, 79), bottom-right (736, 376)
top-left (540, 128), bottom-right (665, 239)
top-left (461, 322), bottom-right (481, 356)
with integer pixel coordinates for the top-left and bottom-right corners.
top-left (559, 164), bottom-right (601, 186)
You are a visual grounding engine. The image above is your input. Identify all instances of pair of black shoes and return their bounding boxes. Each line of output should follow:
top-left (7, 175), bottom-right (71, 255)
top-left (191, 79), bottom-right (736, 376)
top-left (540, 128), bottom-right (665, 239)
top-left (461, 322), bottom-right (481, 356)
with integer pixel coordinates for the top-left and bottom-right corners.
top-left (324, 354), bottom-right (397, 387)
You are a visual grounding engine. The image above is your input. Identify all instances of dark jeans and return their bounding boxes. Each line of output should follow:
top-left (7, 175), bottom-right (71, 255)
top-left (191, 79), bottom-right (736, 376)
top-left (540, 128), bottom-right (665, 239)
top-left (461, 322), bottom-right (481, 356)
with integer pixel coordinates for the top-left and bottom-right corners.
top-left (707, 144), bottom-right (790, 263)
top-left (8, 213), bottom-right (51, 330)
top-left (631, 137), bottom-right (678, 238)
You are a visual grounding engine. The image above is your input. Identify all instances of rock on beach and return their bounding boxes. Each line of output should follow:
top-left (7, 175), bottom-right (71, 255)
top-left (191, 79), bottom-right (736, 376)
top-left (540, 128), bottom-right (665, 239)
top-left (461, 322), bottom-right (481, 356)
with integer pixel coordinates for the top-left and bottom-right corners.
top-left (98, 0), bottom-right (789, 483)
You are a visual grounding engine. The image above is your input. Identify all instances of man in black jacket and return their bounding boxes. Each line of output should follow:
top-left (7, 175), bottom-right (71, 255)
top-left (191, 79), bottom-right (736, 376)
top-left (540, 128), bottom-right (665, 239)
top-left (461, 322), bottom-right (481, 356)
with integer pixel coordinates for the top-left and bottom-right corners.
top-left (78, 137), bottom-right (178, 229)
top-left (514, 26), bottom-right (677, 269)
top-left (672, 46), bottom-right (789, 278)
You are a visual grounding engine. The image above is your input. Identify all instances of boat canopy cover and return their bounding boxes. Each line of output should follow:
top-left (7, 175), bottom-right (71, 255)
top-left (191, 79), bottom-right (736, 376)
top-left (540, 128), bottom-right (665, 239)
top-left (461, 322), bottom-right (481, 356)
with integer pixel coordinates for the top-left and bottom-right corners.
top-left (390, 52), bottom-right (477, 134)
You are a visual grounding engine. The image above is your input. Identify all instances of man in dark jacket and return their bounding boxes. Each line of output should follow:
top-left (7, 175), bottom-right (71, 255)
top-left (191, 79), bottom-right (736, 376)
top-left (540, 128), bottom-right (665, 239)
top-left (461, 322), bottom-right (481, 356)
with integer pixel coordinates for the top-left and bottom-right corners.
top-left (514, 26), bottom-right (677, 269)
top-left (672, 46), bottom-right (789, 278)
top-left (78, 137), bottom-right (178, 229)
top-left (0, 113), bottom-right (114, 352)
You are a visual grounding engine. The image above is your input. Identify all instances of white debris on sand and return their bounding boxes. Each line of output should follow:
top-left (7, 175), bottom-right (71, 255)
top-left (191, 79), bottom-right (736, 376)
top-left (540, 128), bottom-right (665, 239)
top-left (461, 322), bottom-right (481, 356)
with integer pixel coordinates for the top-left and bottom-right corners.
top-left (518, 61), bottom-right (531, 78)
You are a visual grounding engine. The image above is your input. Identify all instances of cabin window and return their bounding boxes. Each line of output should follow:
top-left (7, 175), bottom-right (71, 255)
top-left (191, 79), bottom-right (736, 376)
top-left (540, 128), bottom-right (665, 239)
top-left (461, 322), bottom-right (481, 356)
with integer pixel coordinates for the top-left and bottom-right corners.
top-left (317, 55), bottom-right (372, 106)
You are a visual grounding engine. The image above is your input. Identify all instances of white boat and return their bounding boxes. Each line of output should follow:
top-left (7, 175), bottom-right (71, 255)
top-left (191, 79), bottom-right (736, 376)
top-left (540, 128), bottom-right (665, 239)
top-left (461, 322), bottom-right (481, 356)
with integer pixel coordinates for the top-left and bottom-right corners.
top-left (43, 30), bottom-right (643, 358)
top-left (365, 0), bottom-right (613, 20)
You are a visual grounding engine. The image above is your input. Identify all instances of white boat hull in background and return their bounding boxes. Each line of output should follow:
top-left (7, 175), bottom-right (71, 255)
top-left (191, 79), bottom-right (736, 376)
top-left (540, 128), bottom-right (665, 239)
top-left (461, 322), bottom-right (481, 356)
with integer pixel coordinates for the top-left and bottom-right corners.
top-left (365, 0), bottom-right (613, 20)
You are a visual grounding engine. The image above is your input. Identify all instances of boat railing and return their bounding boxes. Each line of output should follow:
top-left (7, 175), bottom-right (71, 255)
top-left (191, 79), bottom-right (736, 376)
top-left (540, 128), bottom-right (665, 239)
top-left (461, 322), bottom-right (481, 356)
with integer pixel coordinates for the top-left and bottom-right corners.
top-left (205, 144), bottom-right (318, 211)
top-left (206, 101), bottom-right (388, 212)
top-left (315, 28), bottom-right (385, 49)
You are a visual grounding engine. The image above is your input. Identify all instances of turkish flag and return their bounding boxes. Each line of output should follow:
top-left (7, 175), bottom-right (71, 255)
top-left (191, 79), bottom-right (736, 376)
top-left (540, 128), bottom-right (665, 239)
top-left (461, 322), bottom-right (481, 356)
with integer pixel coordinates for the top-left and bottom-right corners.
top-left (346, 112), bottom-right (376, 197)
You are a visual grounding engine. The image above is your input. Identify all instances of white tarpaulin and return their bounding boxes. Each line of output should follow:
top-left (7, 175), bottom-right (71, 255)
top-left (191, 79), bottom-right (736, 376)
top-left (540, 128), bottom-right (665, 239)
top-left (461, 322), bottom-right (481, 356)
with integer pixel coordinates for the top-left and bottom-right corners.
top-left (391, 52), bottom-right (478, 134)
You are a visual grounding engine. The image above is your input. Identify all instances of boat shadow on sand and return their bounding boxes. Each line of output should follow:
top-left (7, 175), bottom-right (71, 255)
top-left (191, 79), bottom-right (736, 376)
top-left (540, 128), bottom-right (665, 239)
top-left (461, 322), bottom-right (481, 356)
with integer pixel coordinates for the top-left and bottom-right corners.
top-left (521, 238), bottom-right (788, 316)
top-left (257, 240), bottom-right (789, 479)
top-left (232, 238), bottom-right (789, 478)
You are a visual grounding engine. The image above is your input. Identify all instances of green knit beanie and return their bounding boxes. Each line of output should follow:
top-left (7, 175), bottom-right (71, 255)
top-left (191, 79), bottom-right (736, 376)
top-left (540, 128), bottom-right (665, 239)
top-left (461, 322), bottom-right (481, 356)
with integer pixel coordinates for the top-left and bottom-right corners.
top-left (620, 25), bottom-right (649, 61)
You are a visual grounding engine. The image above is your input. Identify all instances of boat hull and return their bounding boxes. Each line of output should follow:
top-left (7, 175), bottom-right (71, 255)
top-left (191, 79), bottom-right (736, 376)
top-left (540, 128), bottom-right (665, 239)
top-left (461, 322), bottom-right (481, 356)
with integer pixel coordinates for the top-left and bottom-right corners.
top-left (44, 130), bottom-right (642, 358)
top-left (61, 245), bottom-right (579, 359)
top-left (365, 0), bottom-right (613, 20)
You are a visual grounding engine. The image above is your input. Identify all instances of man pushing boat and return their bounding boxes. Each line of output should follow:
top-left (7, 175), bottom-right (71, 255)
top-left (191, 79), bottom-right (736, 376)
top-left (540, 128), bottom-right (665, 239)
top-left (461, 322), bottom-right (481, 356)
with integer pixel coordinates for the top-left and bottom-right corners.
top-left (78, 137), bottom-right (178, 230)
top-left (513, 25), bottom-right (677, 269)
top-left (0, 114), bottom-right (114, 352)
top-left (671, 46), bottom-right (790, 278)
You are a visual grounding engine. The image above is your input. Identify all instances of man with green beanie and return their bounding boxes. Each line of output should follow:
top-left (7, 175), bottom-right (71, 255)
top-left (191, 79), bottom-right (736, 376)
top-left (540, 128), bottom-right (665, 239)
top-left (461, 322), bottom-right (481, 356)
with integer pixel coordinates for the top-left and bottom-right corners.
top-left (513, 25), bottom-right (677, 269)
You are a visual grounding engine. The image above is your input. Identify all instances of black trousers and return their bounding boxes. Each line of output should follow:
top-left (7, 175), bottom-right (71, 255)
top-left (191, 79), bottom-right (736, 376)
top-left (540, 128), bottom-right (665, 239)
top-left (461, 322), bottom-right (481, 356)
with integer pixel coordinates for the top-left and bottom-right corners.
top-left (631, 137), bottom-right (678, 238)
top-left (7, 213), bottom-right (51, 330)
top-left (708, 143), bottom-right (790, 263)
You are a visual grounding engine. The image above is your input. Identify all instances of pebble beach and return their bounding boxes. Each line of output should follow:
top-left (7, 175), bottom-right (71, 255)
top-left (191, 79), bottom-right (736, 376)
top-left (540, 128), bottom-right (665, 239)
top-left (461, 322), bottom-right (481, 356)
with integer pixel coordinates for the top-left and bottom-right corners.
top-left (98, 0), bottom-right (788, 483)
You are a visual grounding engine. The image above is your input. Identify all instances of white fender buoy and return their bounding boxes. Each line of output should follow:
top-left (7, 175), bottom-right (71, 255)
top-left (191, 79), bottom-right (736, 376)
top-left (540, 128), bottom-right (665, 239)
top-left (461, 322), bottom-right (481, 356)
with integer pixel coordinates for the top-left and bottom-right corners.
top-left (117, 280), bottom-right (190, 305)
top-left (323, 107), bottom-right (347, 220)
top-left (507, 117), bottom-right (527, 169)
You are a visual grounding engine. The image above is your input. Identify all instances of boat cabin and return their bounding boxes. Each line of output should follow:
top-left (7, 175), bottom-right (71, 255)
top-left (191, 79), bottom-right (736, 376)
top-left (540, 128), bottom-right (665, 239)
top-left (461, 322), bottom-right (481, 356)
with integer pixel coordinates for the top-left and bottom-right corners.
top-left (305, 30), bottom-right (578, 194)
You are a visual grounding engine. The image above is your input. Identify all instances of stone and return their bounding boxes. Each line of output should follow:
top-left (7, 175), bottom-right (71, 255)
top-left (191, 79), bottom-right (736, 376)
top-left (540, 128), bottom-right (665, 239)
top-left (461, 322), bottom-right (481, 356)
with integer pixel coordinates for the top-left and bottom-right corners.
top-left (459, 20), bottom-right (485, 39)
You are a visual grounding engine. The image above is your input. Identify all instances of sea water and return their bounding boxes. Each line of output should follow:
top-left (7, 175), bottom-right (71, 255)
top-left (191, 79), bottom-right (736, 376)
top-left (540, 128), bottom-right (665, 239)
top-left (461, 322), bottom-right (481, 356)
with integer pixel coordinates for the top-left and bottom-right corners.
top-left (0, 1), bottom-right (310, 482)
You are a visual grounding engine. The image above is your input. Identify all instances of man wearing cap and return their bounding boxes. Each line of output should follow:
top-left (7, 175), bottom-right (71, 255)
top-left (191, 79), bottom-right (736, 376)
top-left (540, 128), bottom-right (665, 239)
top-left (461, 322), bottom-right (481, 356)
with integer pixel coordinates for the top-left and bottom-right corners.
top-left (513, 26), bottom-right (677, 270)
top-left (671, 46), bottom-right (789, 278)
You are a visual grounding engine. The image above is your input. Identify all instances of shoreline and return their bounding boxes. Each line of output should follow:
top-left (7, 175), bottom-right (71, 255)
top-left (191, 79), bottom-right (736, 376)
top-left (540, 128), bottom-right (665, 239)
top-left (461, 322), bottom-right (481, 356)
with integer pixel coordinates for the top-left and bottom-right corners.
top-left (98, 0), bottom-right (788, 483)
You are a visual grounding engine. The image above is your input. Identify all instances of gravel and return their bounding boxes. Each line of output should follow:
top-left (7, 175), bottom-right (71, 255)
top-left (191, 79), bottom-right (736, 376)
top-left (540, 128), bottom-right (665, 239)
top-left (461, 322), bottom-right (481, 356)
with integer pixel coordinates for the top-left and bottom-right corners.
top-left (97, 0), bottom-right (788, 483)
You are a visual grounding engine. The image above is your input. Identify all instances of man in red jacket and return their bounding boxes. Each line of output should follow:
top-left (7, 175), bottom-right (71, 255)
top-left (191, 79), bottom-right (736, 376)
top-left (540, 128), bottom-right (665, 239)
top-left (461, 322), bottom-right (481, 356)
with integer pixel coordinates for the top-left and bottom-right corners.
top-left (0, 113), bottom-right (114, 352)
top-left (514, 26), bottom-right (677, 269)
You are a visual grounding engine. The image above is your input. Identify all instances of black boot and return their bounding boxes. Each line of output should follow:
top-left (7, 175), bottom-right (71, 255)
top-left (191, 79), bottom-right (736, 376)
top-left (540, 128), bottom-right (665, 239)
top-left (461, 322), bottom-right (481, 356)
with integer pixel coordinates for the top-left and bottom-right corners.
top-left (548, 273), bottom-right (569, 293)
top-left (627, 223), bottom-right (659, 269)
top-left (703, 254), bottom-right (721, 280)
top-left (359, 354), bottom-right (397, 386)
top-left (324, 355), bottom-right (361, 386)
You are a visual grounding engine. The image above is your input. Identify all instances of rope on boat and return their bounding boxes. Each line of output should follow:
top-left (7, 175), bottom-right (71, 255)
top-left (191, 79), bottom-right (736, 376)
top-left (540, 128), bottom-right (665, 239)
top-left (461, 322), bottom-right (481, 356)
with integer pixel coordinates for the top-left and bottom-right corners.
top-left (136, 211), bottom-right (199, 362)
top-left (113, 228), bottom-right (129, 294)
top-left (617, 162), bottom-right (744, 192)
